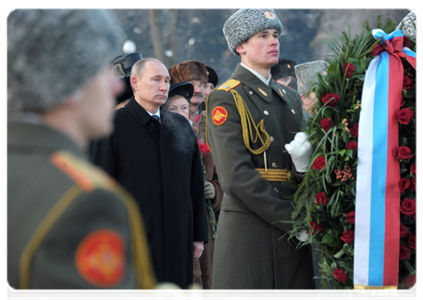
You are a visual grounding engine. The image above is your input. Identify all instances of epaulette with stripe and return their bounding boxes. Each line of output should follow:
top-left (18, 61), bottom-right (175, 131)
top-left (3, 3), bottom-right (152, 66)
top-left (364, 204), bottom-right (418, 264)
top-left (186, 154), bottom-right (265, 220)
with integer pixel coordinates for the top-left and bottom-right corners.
top-left (50, 150), bottom-right (116, 192)
top-left (217, 79), bottom-right (241, 91)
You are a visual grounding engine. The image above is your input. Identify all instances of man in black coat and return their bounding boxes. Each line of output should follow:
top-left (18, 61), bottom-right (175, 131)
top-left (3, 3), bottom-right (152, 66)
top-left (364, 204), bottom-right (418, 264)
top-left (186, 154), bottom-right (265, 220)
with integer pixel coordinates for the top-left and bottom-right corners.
top-left (89, 57), bottom-right (209, 289)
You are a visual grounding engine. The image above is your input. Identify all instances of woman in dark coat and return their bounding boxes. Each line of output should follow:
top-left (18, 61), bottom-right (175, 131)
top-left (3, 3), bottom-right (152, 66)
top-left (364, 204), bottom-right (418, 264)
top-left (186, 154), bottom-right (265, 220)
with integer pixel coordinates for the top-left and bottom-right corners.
top-left (165, 82), bottom-right (223, 289)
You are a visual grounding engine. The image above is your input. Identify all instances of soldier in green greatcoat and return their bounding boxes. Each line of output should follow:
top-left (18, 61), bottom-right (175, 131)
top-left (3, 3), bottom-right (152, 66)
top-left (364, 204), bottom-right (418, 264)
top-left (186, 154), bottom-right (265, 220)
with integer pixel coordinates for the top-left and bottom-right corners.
top-left (7, 10), bottom-right (156, 289)
top-left (206, 8), bottom-right (316, 289)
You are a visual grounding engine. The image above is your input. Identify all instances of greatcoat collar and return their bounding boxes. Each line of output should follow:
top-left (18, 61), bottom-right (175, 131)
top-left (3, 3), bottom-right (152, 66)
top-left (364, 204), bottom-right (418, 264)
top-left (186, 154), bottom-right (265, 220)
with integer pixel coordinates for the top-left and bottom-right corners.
top-left (124, 97), bottom-right (154, 127)
top-left (231, 64), bottom-right (288, 103)
top-left (124, 96), bottom-right (172, 130)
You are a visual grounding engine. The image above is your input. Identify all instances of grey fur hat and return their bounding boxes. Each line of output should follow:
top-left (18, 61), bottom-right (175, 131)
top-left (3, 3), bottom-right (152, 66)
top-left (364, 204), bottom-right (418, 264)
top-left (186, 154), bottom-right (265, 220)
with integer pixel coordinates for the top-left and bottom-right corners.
top-left (396, 11), bottom-right (416, 40)
top-left (8, 9), bottom-right (123, 114)
top-left (295, 60), bottom-right (329, 96)
top-left (223, 9), bottom-right (283, 56)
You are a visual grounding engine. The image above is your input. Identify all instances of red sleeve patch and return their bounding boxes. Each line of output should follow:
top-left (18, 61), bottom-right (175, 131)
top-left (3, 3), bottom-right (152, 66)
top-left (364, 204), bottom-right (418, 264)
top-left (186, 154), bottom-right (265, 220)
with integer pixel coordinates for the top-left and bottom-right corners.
top-left (75, 229), bottom-right (125, 288)
top-left (212, 106), bottom-right (228, 125)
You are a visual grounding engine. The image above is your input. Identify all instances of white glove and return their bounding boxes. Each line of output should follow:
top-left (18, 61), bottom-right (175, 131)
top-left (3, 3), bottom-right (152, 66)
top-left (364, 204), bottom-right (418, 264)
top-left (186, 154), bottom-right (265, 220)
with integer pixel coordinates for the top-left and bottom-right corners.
top-left (204, 181), bottom-right (216, 199)
top-left (296, 229), bottom-right (310, 242)
top-left (284, 132), bottom-right (313, 173)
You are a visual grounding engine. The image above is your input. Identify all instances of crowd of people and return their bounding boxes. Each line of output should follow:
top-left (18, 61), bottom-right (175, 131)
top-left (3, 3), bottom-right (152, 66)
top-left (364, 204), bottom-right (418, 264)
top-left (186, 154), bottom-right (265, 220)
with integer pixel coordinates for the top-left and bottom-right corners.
top-left (9, 8), bottom-right (413, 291)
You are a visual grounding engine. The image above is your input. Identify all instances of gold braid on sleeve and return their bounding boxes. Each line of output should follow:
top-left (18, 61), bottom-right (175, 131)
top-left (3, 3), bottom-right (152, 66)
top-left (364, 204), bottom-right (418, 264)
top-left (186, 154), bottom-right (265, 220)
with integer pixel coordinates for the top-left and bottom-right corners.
top-left (205, 86), bottom-right (271, 156)
top-left (230, 89), bottom-right (271, 155)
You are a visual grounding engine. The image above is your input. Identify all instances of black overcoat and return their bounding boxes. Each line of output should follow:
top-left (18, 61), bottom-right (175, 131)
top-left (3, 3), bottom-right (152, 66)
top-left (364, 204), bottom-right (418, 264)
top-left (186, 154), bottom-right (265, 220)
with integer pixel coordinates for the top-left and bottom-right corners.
top-left (89, 98), bottom-right (208, 288)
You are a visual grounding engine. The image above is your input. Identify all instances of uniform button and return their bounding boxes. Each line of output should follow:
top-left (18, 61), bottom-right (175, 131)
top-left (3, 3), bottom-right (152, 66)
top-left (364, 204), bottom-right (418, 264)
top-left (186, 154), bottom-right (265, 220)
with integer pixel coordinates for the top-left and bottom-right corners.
top-left (291, 109), bottom-right (295, 115)
top-left (263, 110), bottom-right (269, 116)
top-left (274, 188), bottom-right (279, 193)
top-left (249, 91), bottom-right (254, 95)
top-left (272, 162), bottom-right (277, 168)
top-left (270, 136), bottom-right (274, 142)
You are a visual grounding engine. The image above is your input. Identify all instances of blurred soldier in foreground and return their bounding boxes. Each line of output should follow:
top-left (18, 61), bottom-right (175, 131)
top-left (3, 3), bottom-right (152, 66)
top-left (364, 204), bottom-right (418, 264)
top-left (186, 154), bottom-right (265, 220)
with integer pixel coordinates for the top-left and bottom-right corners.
top-left (7, 9), bottom-right (155, 289)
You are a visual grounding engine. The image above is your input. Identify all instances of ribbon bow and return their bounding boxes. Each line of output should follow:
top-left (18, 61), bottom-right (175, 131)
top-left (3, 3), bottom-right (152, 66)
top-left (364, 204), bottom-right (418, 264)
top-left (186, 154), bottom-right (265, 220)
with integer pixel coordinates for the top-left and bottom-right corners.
top-left (370, 30), bottom-right (412, 60)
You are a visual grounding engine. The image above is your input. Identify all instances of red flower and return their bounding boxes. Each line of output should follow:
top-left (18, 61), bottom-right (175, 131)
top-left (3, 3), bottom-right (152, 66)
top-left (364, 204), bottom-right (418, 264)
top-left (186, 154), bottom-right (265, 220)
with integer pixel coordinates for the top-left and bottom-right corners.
top-left (400, 225), bottom-right (408, 238)
top-left (193, 114), bottom-right (201, 123)
top-left (403, 75), bottom-right (413, 90)
top-left (341, 230), bottom-right (355, 244)
top-left (320, 118), bottom-right (333, 133)
top-left (395, 146), bottom-right (413, 160)
top-left (198, 140), bottom-right (210, 156)
top-left (401, 198), bottom-right (416, 216)
top-left (309, 221), bottom-right (323, 235)
top-left (397, 108), bottom-right (414, 125)
top-left (404, 274), bottom-right (416, 288)
top-left (343, 63), bottom-right (355, 78)
top-left (411, 177), bottom-right (420, 193)
top-left (407, 233), bottom-right (416, 249)
top-left (345, 211), bottom-right (355, 225)
top-left (410, 163), bottom-right (416, 175)
top-left (321, 92), bottom-right (340, 108)
top-left (312, 156), bottom-right (326, 170)
top-left (400, 244), bottom-right (410, 260)
top-left (346, 141), bottom-right (357, 150)
top-left (399, 178), bottom-right (411, 192)
top-left (413, 206), bottom-right (420, 220)
top-left (333, 268), bottom-right (348, 282)
top-left (314, 192), bottom-right (328, 205)
top-left (351, 123), bottom-right (359, 138)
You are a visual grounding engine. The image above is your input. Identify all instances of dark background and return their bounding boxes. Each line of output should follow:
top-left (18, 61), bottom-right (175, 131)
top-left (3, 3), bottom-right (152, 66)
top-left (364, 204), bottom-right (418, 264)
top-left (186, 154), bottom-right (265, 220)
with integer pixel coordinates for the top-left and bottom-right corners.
top-left (111, 9), bottom-right (410, 83)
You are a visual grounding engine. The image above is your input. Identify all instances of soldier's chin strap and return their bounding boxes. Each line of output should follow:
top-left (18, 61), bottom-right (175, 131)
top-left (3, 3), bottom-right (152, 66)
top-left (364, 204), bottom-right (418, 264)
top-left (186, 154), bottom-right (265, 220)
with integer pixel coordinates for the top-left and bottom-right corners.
top-left (205, 87), bottom-right (271, 156)
top-left (230, 89), bottom-right (271, 155)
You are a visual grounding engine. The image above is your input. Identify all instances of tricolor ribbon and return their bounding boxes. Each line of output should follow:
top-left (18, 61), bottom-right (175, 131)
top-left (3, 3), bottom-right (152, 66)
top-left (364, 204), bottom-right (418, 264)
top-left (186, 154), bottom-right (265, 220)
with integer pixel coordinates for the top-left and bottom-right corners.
top-left (354, 29), bottom-right (416, 289)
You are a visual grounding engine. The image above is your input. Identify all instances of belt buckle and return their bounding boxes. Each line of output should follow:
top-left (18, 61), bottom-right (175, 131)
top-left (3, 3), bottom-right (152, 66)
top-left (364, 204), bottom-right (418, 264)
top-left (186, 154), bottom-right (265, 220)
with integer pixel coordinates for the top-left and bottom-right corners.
top-left (287, 170), bottom-right (295, 181)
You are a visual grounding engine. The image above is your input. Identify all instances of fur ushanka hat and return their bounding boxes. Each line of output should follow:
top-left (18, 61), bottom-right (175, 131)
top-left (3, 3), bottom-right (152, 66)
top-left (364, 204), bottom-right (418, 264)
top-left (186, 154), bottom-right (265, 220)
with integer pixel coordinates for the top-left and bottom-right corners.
top-left (8, 9), bottom-right (122, 115)
top-left (295, 60), bottom-right (329, 96)
top-left (223, 9), bottom-right (283, 56)
top-left (395, 11), bottom-right (416, 40)
top-left (169, 60), bottom-right (209, 86)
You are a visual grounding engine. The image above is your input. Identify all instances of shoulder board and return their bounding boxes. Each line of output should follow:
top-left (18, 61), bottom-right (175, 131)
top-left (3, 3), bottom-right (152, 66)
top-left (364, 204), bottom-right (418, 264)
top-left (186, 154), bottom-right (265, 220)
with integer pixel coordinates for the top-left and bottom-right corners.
top-left (217, 79), bottom-right (241, 91)
top-left (50, 150), bottom-right (116, 192)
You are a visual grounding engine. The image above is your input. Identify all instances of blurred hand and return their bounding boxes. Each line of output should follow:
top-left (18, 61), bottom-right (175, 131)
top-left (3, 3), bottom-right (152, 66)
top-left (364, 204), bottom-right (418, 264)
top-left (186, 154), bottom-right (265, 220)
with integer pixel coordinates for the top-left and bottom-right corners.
top-left (284, 132), bottom-right (313, 173)
top-left (204, 181), bottom-right (216, 199)
top-left (193, 241), bottom-right (204, 259)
